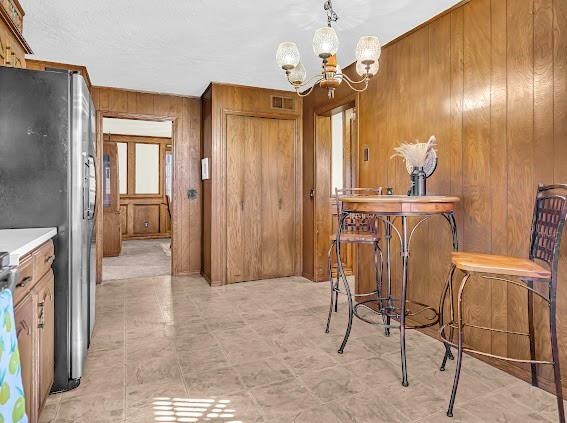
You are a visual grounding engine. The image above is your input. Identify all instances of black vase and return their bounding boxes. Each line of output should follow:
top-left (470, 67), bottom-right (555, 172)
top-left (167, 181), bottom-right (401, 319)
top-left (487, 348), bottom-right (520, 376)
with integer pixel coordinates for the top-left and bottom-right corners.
top-left (409, 167), bottom-right (427, 196)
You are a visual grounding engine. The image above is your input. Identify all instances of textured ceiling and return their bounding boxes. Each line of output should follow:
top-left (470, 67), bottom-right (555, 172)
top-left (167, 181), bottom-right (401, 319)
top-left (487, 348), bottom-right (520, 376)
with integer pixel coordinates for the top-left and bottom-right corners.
top-left (19, 0), bottom-right (460, 97)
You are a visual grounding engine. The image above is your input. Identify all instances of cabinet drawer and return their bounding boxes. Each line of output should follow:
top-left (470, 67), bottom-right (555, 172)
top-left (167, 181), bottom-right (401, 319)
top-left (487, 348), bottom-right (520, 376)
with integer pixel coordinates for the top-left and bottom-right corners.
top-left (14, 254), bottom-right (33, 306)
top-left (33, 240), bottom-right (55, 280)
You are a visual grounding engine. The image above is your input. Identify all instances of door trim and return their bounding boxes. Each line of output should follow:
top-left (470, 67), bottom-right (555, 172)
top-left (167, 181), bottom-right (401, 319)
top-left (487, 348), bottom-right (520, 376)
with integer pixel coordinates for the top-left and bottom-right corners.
top-left (313, 94), bottom-right (360, 282)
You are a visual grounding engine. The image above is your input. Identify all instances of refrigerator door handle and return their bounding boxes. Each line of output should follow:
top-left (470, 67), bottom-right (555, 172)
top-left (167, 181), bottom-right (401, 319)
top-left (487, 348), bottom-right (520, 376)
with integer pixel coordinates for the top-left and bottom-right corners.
top-left (84, 155), bottom-right (96, 220)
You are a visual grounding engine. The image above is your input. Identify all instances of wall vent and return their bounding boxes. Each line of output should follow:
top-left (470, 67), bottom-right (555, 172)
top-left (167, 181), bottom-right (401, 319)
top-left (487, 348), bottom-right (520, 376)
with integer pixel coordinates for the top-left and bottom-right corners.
top-left (271, 95), bottom-right (295, 111)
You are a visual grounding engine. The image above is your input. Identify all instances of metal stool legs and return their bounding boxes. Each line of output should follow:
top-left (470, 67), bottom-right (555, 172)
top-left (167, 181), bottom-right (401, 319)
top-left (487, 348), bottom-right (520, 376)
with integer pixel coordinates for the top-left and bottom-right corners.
top-left (439, 264), bottom-right (456, 371)
top-left (446, 272), bottom-right (470, 417)
top-left (325, 237), bottom-right (384, 354)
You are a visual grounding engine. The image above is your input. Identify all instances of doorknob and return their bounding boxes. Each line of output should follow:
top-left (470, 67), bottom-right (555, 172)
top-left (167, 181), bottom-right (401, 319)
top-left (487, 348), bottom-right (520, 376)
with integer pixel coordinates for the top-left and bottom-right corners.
top-left (309, 188), bottom-right (315, 200)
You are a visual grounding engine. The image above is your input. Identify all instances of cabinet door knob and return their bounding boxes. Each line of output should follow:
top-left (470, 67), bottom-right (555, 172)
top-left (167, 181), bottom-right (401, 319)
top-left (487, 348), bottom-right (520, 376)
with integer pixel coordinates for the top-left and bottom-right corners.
top-left (17, 276), bottom-right (32, 288)
top-left (45, 255), bottom-right (55, 264)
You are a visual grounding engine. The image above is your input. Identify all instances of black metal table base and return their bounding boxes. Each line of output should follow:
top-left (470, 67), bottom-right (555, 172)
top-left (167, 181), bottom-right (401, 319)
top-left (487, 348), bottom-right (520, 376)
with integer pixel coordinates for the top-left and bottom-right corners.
top-left (329, 211), bottom-right (458, 387)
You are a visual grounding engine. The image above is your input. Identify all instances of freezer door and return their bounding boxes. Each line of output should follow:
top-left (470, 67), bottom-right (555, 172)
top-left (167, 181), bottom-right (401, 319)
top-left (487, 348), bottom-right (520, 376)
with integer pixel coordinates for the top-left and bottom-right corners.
top-left (70, 73), bottom-right (91, 380)
top-left (88, 97), bottom-right (96, 340)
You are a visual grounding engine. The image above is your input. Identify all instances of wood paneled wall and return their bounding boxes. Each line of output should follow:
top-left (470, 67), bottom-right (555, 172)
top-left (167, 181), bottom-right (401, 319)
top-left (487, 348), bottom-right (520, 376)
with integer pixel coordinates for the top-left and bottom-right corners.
top-left (303, 0), bottom-right (567, 393)
top-left (201, 83), bottom-right (303, 286)
top-left (93, 87), bottom-right (201, 279)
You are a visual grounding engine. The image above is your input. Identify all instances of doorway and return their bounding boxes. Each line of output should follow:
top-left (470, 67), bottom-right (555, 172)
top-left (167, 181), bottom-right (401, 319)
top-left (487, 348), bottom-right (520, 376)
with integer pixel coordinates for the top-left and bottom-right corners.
top-left (101, 117), bottom-right (174, 282)
top-left (313, 103), bottom-right (358, 283)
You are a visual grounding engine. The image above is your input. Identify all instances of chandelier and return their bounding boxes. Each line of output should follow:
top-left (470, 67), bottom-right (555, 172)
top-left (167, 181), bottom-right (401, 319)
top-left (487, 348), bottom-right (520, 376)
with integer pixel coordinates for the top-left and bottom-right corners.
top-left (276, 0), bottom-right (381, 99)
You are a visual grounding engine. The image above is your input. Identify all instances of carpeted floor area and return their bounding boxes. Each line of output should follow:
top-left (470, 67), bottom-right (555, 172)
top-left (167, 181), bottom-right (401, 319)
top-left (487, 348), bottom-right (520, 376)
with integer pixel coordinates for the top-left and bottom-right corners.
top-left (102, 238), bottom-right (171, 282)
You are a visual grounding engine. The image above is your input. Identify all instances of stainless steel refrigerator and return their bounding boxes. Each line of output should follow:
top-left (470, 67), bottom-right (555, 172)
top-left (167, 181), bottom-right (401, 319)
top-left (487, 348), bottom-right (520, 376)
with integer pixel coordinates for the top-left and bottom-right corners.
top-left (0, 67), bottom-right (96, 392)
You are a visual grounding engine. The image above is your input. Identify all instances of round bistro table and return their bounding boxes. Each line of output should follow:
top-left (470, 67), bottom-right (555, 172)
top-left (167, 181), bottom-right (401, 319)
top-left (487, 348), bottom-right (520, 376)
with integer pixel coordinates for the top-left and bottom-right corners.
top-left (335, 195), bottom-right (460, 386)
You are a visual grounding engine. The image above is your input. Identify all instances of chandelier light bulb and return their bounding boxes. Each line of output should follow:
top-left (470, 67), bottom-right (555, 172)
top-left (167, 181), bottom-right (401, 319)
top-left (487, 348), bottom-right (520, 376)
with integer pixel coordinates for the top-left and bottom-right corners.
top-left (288, 62), bottom-right (307, 85)
top-left (276, 42), bottom-right (300, 70)
top-left (312, 26), bottom-right (339, 59)
top-left (356, 36), bottom-right (381, 64)
top-left (356, 60), bottom-right (379, 76)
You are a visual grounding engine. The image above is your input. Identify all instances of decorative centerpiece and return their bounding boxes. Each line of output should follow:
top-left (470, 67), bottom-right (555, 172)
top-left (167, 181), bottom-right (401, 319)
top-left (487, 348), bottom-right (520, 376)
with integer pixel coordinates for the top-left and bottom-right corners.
top-left (391, 136), bottom-right (437, 196)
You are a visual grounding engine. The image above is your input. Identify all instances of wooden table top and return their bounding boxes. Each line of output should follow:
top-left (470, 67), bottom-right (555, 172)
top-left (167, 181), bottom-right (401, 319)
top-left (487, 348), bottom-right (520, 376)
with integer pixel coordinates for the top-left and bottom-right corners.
top-left (339, 195), bottom-right (460, 215)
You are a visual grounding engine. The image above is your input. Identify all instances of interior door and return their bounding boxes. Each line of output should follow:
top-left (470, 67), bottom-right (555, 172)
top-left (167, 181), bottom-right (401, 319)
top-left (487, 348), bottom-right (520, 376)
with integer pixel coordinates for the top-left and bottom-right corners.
top-left (226, 115), bottom-right (262, 283)
top-left (226, 115), bottom-right (296, 283)
top-left (314, 109), bottom-right (356, 282)
top-left (102, 142), bottom-right (122, 257)
top-left (262, 118), bottom-right (295, 278)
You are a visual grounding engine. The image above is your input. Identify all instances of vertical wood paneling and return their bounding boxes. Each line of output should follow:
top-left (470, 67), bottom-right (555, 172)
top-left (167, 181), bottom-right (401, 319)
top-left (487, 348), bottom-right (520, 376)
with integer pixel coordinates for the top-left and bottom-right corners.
top-left (533, 0), bottom-right (555, 380)
top-left (490, 0), bottom-right (509, 358)
top-left (462, 0), bottom-right (492, 353)
top-left (93, 87), bottom-right (201, 278)
top-left (553, 0), bottom-right (567, 383)
top-left (202, 84), bottom-right (302, 285)
top-left (303, 0), bottom-right (567, 393)
top-left (506, 0), bottom-right (535, 360)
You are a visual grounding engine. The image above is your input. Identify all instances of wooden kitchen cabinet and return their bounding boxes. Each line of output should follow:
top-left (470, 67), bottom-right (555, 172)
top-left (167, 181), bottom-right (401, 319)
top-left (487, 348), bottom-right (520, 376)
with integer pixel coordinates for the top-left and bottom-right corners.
top-left (34, 270), bottom-right (54, 413)
top-left (13, 240), bottom-right (55, 423)
top-left (0, 0), bottom-right (32, 68)
top-left (14, 294), bottom-right (35, 423)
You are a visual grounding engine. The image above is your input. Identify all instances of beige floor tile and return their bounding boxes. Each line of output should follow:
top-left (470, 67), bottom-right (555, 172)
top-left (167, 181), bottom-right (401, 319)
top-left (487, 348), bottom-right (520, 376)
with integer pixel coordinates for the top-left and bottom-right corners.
top-left (55, 390), bottom-right (124, 423)
top-left (501, 381), bottom-right (567, 422)
top-left (62, 365), bottom-right (124, 398)
top-left (415, 408), bottom-right (483, 422)
top-left (279, 347), bottom-right (338, 376)
top-left (293, 405), bottom-right (344, 423)
top-left (219, 337), bottom-right (276, 365)
top-left (380, 380), bottom-right (447, 421)
top-left (178, 345), bottom-right (229, 374)
top-left (126, 378), bottom-right (187, 410)
top-left (250, 378), bottom-right (320, 419)
top-left (174, 332), bottom-right (220, 353)
top-left (126, 338), bottom-right (176, 364)
top-left (300, 365), bottom-right (368, 403)
top-left (126, 354), bottom-right (182, 386)
top-left (38, 399), bottom-right (59, 423)
top-left (183, 365), bottom-right (246, 396)
top-left (343, 356), bottom-right (403, 388)
top-left (83, 347), bottom-right (125, 373)
top-left (64, 275), bottom-right (555, 423)
top-left (329, 389), bottom-right (409, 423)
top-left (233, 357), bottom-right (294, 388)
top-left (461, 390), bottom-right (553, 422)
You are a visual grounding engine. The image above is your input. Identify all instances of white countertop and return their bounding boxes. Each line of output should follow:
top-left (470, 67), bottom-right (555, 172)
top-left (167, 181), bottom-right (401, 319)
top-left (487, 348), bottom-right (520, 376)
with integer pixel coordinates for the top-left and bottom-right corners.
top-left (0, 228), bottom-right (57, 265)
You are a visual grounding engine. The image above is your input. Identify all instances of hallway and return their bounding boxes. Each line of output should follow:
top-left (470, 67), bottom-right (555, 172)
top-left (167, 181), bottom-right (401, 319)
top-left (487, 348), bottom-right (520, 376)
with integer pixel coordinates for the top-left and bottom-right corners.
top-left (103, 239), bottom-right (171, 282)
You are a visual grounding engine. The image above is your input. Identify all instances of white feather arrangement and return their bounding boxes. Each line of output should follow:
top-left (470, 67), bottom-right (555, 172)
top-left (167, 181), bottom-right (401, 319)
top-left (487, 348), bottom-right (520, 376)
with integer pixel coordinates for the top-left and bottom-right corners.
top-left (391, 135), bottom-right (437, 169)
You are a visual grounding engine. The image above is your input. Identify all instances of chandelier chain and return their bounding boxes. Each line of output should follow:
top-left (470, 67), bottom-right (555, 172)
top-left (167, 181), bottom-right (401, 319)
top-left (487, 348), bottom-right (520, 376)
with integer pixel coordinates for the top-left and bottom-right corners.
top-left (324, 0), bottom-right (339, 27)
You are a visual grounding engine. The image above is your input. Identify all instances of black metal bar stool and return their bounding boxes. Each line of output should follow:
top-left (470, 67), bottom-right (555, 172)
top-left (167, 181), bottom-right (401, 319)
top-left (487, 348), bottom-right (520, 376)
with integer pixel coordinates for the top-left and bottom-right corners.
top-left (325, 187), bottom-right (385, 354)
top-left (439, 184), bottom-right (567, 422)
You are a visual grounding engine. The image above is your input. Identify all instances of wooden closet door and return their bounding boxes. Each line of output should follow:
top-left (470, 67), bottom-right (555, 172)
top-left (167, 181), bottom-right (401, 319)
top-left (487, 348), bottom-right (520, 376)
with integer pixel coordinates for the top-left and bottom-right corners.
top-left (227, 115), bottom-right (296, 283)
top-left (261, 119), bottom-right (295, 278)
top-left (226, 115), bottom-right (262, 283)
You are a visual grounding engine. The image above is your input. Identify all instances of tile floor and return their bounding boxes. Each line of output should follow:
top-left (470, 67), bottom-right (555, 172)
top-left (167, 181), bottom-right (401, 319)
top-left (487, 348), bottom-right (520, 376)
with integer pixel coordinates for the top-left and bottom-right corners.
top-left (40, 275), bottom-right (563, 422)
top-left (102, 239), bottom-right (171, 282)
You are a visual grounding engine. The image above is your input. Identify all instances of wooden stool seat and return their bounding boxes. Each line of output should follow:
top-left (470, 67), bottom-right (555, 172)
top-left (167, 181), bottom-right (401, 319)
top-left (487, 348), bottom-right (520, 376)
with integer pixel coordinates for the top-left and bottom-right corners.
top-left (330, 232), bottom-right (380, 243)
top-left (451, 252), bottom-right (551, 279)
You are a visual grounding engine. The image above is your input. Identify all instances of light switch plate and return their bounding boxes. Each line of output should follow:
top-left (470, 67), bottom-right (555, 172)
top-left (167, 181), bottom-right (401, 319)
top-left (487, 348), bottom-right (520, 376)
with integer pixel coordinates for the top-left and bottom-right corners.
top-left (201, 158), bottom-right (209, 180)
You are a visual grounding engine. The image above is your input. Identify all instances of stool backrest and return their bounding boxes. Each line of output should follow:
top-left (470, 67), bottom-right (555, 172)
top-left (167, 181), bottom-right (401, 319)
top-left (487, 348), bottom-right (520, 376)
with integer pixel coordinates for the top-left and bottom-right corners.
top-left (529, 184), bottom-right (567, 280)
top-left (334, 187), bottom-right (383, 234)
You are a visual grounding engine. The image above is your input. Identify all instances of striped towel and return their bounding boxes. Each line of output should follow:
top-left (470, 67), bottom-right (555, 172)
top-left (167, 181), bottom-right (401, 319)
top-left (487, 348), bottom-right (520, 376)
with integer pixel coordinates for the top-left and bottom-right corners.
top-left (0, 289), bottom-right (28, 423)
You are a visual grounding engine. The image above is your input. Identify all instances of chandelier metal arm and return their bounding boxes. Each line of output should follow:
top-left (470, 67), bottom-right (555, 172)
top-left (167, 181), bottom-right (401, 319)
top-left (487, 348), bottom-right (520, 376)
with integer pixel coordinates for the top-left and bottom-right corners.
top-left (295, 84), bottom-right (319, 98)
top-left (342, 73), bottom-right (370, 85)
top-left (287, 73), bottom-right (324, 89)
top-left (341, 76), bottom-right (370, 93)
